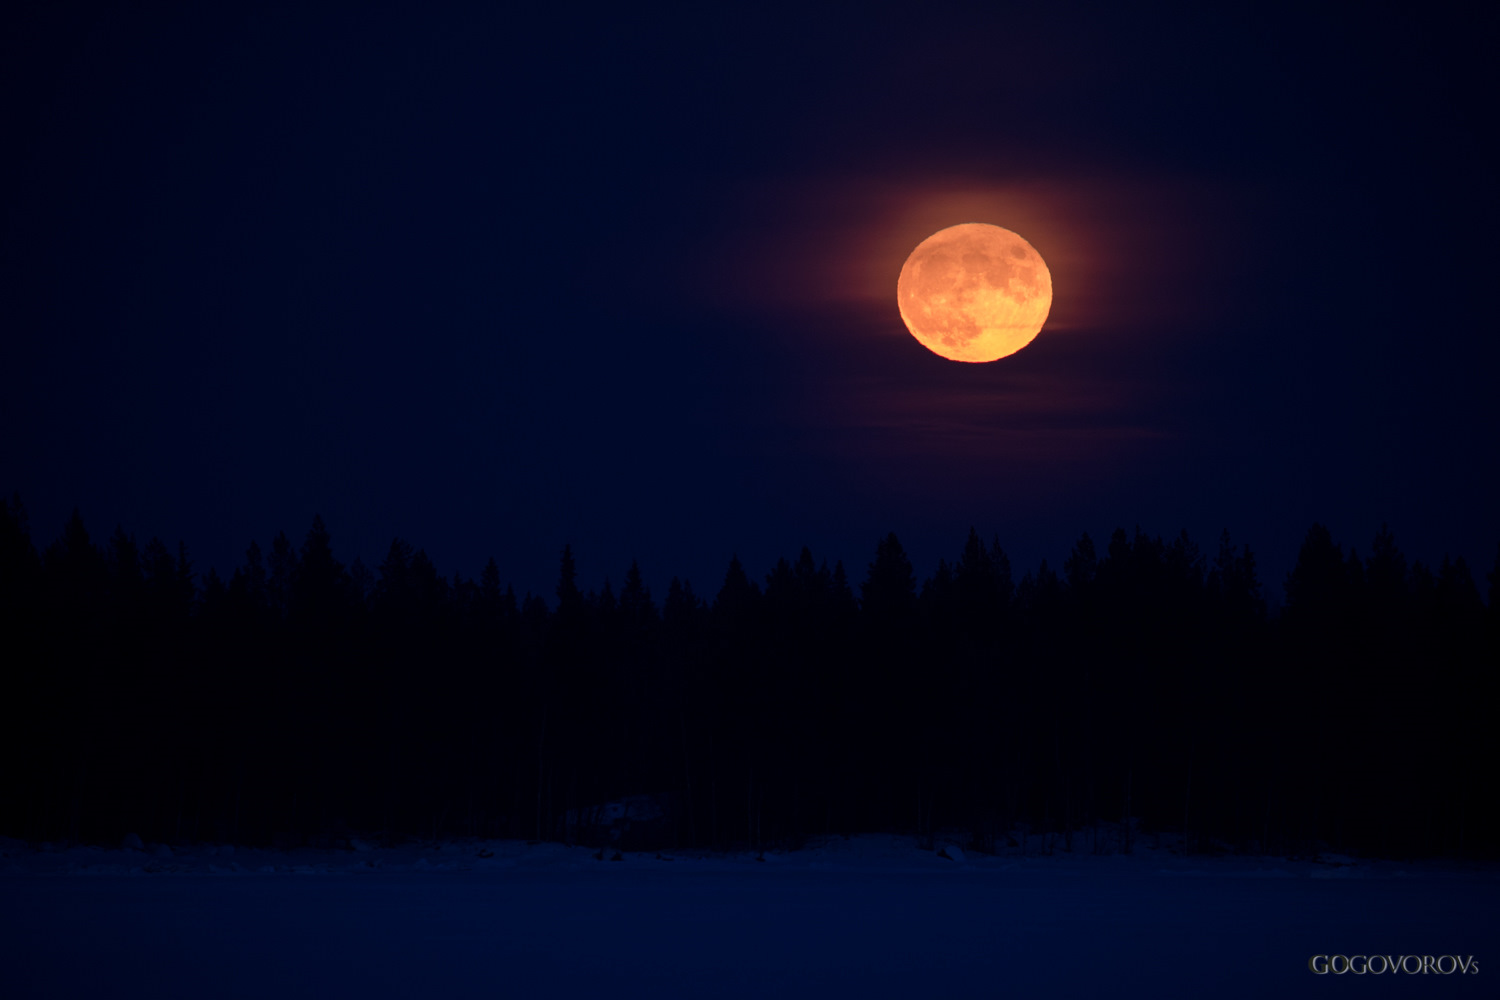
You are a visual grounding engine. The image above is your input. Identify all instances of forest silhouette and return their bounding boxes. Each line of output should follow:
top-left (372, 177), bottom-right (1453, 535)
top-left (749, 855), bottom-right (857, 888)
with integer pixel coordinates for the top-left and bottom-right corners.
top-left (2, 494), bottom-right (1494, 860)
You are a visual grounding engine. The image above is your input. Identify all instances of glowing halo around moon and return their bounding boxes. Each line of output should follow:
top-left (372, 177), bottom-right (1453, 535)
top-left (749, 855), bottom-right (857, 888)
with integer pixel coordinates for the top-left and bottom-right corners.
top-left (897, 223), bottom-right (1053, 363)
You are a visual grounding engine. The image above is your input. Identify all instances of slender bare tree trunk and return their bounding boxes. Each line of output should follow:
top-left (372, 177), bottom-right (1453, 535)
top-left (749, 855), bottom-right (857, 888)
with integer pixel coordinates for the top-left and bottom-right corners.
top-left (1262, 773), bottom-right (1271, 855)
top-left (511, 754), bottom-right (521, 840)
top-left (233, 755), bottom-right (243, 844)
top-left (535, 707), bottom-right (547, 841)
top-left (747, 763), bottom-right (754, 850)
top-left (680, 711), bottom-right (695, 848)
top-left (1183, 738), bottom-right (1194, 854)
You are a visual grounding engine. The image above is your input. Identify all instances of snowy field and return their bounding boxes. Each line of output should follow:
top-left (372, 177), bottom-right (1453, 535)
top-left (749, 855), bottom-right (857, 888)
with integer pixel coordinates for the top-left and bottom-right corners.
top-left (3, 835), bottom-right (1493, 998)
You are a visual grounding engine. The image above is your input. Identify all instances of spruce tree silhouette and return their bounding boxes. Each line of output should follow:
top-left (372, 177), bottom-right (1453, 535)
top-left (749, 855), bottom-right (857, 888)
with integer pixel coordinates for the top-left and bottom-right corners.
top-left (990, 536), bottom-right (1015, 609)
top-left (199, 567), bottom-right (229, 629)
top-left (860, 533), bottom-right (916, 622)
top-left (794, 547), bottom-right (831, 611)
top-left (1165, 530), bottom-right (1204, 599)
top-left (1208, 530), bottom-right (1265, 623)
top-left (478, 556), bottom-right (505, 626)
top-left (712, 554), bottom-right (760, 629)
top-left (1063, 532), bottom-right (1099, 616)
top-left (763, 555), bottom-right (797, 620)
top-left (141, 538), bottom-right (184, 620)
top-left (267, 531), bottom-right (298, 621)
top-left (0, 494), bottom-right (39, 585)
top-left (347, 556), bottom-right (374, 608)
top-left (229, 540), bottom-right (270, 624)
top-left (1062, 530), bottom-right (1098, 665)
top-left (106, 527), bottom-right (144, 610)
top-left (374, 539), bottom-right (415, 623)
top-left (292, 515), bottom-right (349, 628)
top-left (1284, 523), bottom-right (1352, 621)
top-left (920, 557), bottom-right (953, 620)
top-left (856, 534), bottom-right (923, 831)
top-left (619, 559), bottom-right (657, 632)
top-left (556, 544), bottom-right (583, 620)
top-left (44, 509), bottom-right (107, 615)
top-left (593, 577), bottom-right (617, 620)
top-left (663, 576), bottom-right (703, 630)
top-left (407, 549), bottom-right (448, 619)
top-left (1366, 524), bottom-right (1408, 614)
top-left (954, 527), bottom-right (1001, 640)
top-left (827, 560), bottom-right (857, 627)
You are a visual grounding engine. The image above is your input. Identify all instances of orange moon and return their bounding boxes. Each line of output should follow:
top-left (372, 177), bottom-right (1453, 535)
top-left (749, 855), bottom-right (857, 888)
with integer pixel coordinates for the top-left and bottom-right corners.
top-left (897, 223), bottom-right (1053, 363)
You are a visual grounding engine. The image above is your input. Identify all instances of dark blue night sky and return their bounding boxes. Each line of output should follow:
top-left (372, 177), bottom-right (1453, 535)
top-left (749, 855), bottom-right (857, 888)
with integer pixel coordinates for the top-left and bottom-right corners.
top-left (5, 3), bottom-right (1495, 600)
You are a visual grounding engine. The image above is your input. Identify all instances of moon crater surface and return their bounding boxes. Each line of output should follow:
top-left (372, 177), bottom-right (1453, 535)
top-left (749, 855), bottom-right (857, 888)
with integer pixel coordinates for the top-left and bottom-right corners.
top-left (897, 223), bottom-right (1053, 363)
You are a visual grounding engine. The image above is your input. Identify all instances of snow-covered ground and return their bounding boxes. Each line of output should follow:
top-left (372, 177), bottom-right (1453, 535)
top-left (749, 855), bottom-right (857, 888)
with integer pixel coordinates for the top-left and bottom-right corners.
top-left (3, 834), bottom-right (1493, 998)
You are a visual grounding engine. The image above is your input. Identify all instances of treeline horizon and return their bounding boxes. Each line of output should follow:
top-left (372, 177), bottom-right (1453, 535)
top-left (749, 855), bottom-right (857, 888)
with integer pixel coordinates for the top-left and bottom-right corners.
top-left (2, 494), bottom-right (1496, 860)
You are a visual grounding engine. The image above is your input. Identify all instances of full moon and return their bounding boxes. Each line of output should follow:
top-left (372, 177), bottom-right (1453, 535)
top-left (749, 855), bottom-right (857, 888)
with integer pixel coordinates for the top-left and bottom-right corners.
top-left (897, 223), bottom-right (1053, 363)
